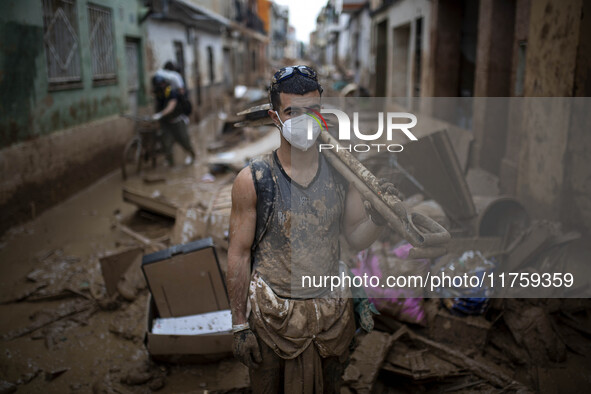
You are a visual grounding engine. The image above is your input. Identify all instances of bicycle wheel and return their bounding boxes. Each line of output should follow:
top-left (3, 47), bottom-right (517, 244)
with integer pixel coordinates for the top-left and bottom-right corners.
top-left (121, 137), bottom-right (142, 180)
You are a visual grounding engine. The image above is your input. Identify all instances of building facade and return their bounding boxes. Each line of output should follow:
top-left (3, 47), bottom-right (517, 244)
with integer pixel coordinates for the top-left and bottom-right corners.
top-left (268, 2), bottom-right (288, 63)
top-left (311, 0), bottom-right (591, 237)
top-left (0, 0), bottom-right (146, 234)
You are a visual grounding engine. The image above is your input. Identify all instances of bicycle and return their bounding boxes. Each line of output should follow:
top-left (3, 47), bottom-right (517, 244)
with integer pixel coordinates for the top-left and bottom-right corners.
top-left (121, 114), bottom-right (164, 180)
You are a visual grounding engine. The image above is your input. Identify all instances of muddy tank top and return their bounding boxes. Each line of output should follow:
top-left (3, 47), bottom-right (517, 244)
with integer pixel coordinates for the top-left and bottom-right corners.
top-left (249, 151), bottom-right (347, 298)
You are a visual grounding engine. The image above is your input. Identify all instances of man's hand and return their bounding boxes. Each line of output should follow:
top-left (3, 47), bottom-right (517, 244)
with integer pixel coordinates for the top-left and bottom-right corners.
top-left (364, 178), bottom-right (403, 226)
top-left (233, 329), bottom-right (262, 369)
top-left (376, 178), bottom-right (402, 198)
top-left (151, 112), bottom-right (163, 121)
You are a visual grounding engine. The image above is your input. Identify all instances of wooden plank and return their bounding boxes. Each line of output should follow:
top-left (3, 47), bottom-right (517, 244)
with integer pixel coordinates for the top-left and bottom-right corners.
top-left (406, 327), bottom-right (531, 392)
top-left (343, 331), bottom-right (395, 393)
top-left (122, 187), bottom-right (177, 218)
top-left (115, 222), bottom-right (166, 252)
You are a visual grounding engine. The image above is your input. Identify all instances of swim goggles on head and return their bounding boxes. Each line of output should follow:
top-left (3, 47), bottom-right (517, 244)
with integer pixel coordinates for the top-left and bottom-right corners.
top-left (271, 65), bottom-right (318, 85)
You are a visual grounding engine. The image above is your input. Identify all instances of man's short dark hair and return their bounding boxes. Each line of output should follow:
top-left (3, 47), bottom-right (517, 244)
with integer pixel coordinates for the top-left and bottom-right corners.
top-left (270, 72), bottom-right (323, 110)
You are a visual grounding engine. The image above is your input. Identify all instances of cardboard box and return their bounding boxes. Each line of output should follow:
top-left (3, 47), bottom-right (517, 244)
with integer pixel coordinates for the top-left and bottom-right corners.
top-left (99, 247), bottom-right (143, 295)
top-left (142, 238), bottom-right (229, 318)
top-left (142, 238), bottom-right (233, 361)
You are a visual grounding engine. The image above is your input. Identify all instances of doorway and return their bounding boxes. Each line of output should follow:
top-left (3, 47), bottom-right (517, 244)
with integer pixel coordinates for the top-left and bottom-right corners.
top-left (125, 38), bottom-right (140, 114)
top-left (392, 23), bottom-right (411, 105)
top-left (374, 20), bottom-right (388, 97)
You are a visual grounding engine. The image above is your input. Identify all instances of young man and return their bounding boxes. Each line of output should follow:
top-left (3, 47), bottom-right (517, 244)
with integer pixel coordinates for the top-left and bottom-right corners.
top-left (151, 73), bottom-right (196, 166)
top-left (227, 66), bottom-right (387, 393)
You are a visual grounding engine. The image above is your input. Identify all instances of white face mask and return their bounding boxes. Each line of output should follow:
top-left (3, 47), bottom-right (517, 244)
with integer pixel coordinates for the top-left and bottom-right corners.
top-left (275, 111), bottom-right (322, 151)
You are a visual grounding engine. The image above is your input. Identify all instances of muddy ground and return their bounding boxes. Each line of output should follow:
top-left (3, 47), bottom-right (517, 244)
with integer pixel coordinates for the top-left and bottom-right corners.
top-left (0, 119), bottom-right (253, 393)
top-left (0, 166), bottom-right (253, 393)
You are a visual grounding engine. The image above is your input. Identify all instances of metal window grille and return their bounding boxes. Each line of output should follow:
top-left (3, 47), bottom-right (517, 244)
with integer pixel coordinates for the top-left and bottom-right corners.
top-left (42, 0), bottom-right (82, 83)
top-left (88, 4), bottom-right (116, 80)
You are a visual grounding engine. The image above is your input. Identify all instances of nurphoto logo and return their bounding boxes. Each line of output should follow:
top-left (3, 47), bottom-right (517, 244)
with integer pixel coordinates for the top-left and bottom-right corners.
top-left (304, 108), bottom-right (418, 153)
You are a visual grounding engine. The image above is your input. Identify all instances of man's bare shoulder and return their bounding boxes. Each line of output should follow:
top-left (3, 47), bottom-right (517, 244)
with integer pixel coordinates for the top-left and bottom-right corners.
top-left (232, 166), bottom-right (256, 208)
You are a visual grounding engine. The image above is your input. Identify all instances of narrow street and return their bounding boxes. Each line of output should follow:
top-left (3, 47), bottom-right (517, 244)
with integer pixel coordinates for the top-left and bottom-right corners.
top-left (2, 0), bottom-right (591, 392)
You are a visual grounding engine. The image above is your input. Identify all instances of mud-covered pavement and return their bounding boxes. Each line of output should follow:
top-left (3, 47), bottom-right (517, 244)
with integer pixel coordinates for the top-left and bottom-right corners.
top-left (0, 141), bottom-right (250, 392)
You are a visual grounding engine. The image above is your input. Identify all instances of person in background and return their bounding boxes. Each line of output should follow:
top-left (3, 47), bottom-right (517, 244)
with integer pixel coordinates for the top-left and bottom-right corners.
top-left (155, 61), bottom-right (190, 126)
top-left (151, 73), bottom-right (196, 166)
top-left (157, 61), bottom-right (185, 93)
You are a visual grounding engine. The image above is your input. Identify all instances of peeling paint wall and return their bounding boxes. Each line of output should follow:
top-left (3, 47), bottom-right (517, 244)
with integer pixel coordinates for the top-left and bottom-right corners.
top-left (517, 0), bottom-right (589, 235)
top-left (523, 0), bottom-right (581, 96)
top-left (0, 0), bottom-right (147, 234)
top-left (0, 0), bottom-right (146, 149)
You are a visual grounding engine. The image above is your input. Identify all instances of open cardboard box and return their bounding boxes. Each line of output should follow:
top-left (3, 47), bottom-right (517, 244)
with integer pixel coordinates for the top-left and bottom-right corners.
top-left (142, 237), bottom-right (233, 362)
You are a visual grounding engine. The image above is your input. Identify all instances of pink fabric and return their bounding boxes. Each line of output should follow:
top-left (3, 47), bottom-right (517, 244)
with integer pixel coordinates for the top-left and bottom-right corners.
top-left (351, 243), bottom-right (427, 325)
top-left (392, 242), bottom-right (413, 259)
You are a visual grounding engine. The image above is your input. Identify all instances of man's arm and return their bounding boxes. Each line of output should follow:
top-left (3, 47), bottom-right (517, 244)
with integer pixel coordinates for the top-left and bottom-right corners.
top-left (343, 183), bottom-right (383, 251)
top-left (152, 97), bottom-right (178, 120)
top-left (160, 98), bottom-right (178, 117)
top-left (227, 167), bottom-right (257, 325)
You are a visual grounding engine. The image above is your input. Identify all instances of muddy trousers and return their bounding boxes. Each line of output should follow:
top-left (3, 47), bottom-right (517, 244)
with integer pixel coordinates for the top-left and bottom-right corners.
top-left (249, 338), bottom-right (346, 394)
top-left (160, 120), bottom-right (195, 165)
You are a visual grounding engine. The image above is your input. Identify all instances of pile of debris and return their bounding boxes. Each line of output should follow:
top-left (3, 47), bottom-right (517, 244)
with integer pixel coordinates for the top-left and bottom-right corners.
top-left (338, 128), bottom-right (591, 392)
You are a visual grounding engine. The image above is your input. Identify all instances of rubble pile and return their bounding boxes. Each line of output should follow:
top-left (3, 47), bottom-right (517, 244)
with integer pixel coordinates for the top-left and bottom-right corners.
top-left (337, 129), bottom-right (591, 393)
